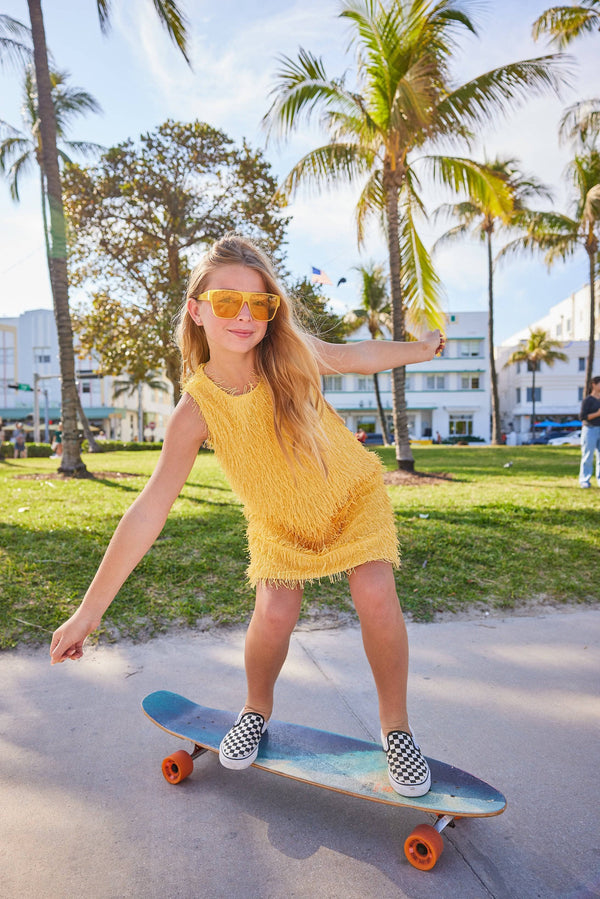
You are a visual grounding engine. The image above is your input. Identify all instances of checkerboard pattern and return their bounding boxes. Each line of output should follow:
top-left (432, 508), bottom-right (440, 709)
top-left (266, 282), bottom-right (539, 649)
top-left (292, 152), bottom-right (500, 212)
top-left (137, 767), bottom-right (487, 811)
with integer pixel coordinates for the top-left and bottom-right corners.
top-left (219, 711), bottom-right (267, 769)
top-left (382, 729), bottom-right (431, 797)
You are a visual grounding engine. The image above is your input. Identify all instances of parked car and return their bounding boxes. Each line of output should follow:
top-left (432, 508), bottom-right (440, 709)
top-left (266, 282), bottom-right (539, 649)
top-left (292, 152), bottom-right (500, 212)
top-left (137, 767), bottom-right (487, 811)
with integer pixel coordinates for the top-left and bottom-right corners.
top-left (547, 430), bottom-right (582, 446)
top-left (532, 429), bottom-right (569, 445)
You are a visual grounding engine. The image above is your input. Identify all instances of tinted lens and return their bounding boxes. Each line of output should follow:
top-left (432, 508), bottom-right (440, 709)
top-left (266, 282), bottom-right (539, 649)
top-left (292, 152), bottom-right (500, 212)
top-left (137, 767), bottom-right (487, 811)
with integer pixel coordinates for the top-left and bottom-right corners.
top-left (248, 292), bottom-right (279, 321)
top-left (208, 290), bottom-right (279, 321)
top-left (210, 290), bottom-right (243, 318)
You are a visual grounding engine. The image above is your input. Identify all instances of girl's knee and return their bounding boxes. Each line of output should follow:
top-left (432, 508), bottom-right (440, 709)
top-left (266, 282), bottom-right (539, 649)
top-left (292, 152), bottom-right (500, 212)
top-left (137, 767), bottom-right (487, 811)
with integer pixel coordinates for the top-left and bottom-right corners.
top-left (253, 585), bottom-right (302, 636)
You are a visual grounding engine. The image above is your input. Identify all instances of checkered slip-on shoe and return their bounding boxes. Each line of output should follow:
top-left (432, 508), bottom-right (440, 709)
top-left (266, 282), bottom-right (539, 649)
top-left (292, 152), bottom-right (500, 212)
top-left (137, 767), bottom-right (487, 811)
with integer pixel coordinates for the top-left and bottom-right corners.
top-left (381, 729), bottom-right (431, 797)
top-left (219, 710), bottom-right (268, 770)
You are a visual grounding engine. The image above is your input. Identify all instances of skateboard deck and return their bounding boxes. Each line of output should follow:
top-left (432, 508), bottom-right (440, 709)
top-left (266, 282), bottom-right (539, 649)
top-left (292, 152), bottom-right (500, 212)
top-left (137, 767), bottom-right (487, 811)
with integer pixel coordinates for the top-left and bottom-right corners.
top-left (142, 690), bottom-right (506, 870)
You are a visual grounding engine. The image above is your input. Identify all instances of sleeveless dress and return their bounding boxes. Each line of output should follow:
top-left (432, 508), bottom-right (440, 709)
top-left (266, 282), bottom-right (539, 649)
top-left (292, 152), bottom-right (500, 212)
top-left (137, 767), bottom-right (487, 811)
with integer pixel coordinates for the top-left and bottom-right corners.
top-left (183, 365), bottom-right (399, 588)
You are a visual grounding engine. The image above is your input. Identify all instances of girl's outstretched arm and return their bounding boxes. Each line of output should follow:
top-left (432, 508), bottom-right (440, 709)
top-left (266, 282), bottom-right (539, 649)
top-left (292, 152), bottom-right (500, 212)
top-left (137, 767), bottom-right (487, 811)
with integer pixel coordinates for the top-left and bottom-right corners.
top-left (309, 330), bottom-right (444, 375)
top-left (50, 395), bottom-right (207, 665)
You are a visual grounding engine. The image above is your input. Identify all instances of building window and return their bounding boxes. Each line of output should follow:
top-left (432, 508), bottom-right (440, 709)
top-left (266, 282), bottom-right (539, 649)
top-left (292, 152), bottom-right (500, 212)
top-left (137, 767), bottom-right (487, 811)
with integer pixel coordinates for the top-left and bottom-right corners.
top-left (357, 416), bottom-right (376, 434)
top-left (526, 387), bottom-right (541, 402)
top-left (461, 374), bottom-right (481, 390)
top-left (34, 352), bottom-right (51, 364)
top-left (449, 414), bottom-right (473, 436)
top-left (426, 375), bottom-right (446, 390)
top-left (578, 386), bottom-right (584, 401)
top-left (357, 375), bottom-right (374, 391)
top-left (405, 374), bottom-right (413, 391)
top-left (579, 357), bottom-right (586, 372)
top-left (516, 362), bottom-right (521, 374)
top-left (82, 382), bottom-right (91, 394)
top-left (322, 375), bottom-right (343, 391)
top-left (516, 387), bottom-right (521, 404)
top-left (460, 340), bottom-right (482, 357)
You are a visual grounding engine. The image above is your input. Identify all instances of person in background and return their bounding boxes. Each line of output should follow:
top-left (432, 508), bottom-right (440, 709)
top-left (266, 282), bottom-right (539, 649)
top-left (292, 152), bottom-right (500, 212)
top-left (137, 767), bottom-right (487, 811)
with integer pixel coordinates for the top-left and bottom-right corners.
top-left (579, 376), bottom-right (600, 488)
top-left (12, 422), bottom-right (27, 459)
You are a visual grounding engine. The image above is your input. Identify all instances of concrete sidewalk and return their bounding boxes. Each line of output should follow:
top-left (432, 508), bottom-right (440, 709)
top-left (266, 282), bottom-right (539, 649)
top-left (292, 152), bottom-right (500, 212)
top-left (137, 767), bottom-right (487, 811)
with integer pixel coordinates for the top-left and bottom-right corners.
top-left (1, 607), bottom-right (599, 898)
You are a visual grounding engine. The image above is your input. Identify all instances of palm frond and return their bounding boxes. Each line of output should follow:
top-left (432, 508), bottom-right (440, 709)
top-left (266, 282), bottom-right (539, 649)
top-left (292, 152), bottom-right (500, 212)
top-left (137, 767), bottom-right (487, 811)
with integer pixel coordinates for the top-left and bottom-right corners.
top-left (532, 4), bottom-right (600, 48)
top-left (355, 168), bottom-right (385, 247)
top-left (264, 49), bottom-right (361, 140)
top-left (583, 184), bottom-right (600, 224)
top-left (277, 142), bottom-right (371, 201)
top-left (399, 195), bottom-right (446, 334)
top-left (435, 55), bottom-right (572, 136)
top-left (431, 221), bottom-right (472, 254)
top-left (421, 155), bottom-right (513, 219)
top-left (0, 14), bottom-right (32, 69)
top-left (559, 99), bottom-right (600, 146)
top-left (63, 140), bottom-right (105, 158)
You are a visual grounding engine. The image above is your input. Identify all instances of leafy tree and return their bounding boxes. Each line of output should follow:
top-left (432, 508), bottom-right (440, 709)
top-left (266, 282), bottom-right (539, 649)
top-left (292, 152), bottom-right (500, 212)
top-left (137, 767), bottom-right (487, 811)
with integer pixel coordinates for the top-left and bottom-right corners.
top-left (344, 262), bottom-right (392, 444)
top-left (65, 121), bottom-right (289, 403)
top-left (22, 0), bottom-right (189, 476)
top-left (434, 157), bottom-right (553, 444)
top-left (288, 276), bottom-right (348, 342)
top-left (500, 144), bottom-right (600, 393)
top-left (264, 0), bottom-right (566, 470)
top-left (504, 328), bottom-right (568, 441)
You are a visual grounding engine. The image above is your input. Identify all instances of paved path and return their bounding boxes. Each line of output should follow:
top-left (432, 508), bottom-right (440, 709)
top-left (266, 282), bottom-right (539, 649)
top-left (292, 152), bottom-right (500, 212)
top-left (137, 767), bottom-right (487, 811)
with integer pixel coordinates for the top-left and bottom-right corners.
top-left (1, 607), bottom-right (599, 898)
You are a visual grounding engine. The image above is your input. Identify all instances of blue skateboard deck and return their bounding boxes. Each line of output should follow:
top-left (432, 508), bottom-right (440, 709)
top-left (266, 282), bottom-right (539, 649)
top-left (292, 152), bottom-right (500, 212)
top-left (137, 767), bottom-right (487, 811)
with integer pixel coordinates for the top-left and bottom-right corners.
top-left (142, 691), bottom-right (506, 870)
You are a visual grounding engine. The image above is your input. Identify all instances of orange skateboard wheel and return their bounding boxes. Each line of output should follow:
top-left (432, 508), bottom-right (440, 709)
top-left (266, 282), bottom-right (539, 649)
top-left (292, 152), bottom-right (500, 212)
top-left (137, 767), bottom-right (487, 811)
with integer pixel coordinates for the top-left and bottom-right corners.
top-left (404, 823), bottom-right (444, 870)
top-left (162, 749), bottom-right (194, 784)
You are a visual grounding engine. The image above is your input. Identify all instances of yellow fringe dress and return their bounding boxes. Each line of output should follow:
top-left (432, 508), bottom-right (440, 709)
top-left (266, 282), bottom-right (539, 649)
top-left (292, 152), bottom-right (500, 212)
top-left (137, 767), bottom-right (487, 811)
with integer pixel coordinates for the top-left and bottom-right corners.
top-left (183, 365), bottom-right (399, 588)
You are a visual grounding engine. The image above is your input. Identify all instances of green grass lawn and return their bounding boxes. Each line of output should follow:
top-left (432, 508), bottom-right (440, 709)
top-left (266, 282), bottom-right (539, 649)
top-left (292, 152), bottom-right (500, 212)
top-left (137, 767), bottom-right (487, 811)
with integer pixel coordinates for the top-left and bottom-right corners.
top-left (0, 445), bottom-right (597, 649)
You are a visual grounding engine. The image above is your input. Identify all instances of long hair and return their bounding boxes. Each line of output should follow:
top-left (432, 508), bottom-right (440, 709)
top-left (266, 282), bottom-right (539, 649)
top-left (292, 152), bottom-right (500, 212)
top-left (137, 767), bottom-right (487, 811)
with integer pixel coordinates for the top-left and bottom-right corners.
top-left (175, 233), bottom-right (330, 473)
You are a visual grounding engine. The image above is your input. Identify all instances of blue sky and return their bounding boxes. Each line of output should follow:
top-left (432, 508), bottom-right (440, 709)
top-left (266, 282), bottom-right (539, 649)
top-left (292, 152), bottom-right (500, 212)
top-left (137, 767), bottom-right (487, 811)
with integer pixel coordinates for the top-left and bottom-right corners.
top-left (0, 0), bottom-right (598, 342)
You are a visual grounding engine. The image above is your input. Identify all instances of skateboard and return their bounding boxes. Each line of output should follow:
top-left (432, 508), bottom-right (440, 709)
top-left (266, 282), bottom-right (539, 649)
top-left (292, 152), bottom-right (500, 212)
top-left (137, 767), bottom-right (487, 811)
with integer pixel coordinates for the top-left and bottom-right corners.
top-left (142, 691), bottom-right (506, 871)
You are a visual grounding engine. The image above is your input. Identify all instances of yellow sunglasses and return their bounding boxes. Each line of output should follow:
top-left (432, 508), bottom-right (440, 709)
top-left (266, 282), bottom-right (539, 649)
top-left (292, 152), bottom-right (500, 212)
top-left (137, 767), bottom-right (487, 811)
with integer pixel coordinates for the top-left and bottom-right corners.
top-left (197, 289), bottom-right (280, 322)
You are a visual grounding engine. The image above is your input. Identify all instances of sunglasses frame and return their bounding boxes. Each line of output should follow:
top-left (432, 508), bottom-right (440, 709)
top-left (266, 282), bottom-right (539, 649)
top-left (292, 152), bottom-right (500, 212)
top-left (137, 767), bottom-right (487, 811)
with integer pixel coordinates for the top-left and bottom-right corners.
top-left (197, 289), bottom-right (280, 322)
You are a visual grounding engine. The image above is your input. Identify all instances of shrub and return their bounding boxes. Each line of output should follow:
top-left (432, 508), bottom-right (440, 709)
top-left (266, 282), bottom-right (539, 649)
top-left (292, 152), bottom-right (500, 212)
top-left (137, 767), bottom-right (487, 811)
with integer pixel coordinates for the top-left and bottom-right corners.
top-left (81, 440), bottom-right (163, 453)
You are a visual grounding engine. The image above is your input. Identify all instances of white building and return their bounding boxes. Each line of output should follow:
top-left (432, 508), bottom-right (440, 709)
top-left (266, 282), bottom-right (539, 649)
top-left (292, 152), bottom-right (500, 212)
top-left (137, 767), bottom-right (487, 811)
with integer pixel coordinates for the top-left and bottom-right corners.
top-left (323, 311), bottom-right (491, 442)
top-left (0, 308), bottom-right (173, 441)
top-left (497, 280), bottom-right (600, 440)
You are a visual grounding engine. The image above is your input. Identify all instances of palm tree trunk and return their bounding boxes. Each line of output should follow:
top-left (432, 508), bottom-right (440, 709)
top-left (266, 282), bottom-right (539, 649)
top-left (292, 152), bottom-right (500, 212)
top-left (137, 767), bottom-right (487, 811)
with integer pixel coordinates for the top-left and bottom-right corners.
top-left (27, 0), bottom-right (87, 477)
top-left (585, 248), bottom-right (596, 396)
top-left (373, 372), bottom-right (390, 445)
top-left (384, 172), bottom-right (414, 471)
top-left (138, 383), bottom-right (144, 442)
top-left (486, 230), bottom-right (501, 445)
top-left (531, 365), bottom-right (536, 442)
top-left (74, 390), bottom-right (100, 452)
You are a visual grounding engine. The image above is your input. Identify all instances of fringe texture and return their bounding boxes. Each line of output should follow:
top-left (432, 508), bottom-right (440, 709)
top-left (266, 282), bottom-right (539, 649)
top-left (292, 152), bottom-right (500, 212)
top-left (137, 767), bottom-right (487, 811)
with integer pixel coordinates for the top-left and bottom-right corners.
top-left (183, 365), bottom-right (400, 586)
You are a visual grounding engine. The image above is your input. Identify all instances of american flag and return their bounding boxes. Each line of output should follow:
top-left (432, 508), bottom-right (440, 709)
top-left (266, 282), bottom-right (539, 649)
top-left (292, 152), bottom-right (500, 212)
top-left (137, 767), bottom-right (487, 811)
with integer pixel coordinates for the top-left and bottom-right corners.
top-left (311, 266), bottom-right (333, 285)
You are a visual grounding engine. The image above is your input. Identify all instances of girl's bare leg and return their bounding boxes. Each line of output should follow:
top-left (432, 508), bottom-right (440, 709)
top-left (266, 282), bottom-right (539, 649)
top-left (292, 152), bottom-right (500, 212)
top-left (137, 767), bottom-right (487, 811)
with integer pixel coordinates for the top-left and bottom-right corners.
top-left (348, 561), bottom-right (410, 735)
top-left (243, 581), bottom-right (303, 721)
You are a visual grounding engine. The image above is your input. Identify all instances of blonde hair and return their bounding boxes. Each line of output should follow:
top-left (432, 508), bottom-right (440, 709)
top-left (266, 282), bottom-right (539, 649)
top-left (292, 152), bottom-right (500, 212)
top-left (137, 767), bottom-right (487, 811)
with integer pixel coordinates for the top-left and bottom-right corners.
top-left (175, 233), bottom-right (330, 473)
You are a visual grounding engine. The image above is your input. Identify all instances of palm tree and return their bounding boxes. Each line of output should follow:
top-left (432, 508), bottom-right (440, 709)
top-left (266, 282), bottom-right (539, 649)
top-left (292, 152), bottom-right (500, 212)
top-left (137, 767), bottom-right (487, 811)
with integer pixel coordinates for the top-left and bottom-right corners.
top-left (344, 262), bottom-right (393, 444)
top-left (1, 64), bottom-right (101, 248)
top-left (505, 328), bottom-right (568, 441)
top-left (23, 0), bottom-right (189, 476)
top-left (434, 156), bottom-right (553, 445)
top-left (1, 65), bottom-right (103, 452)
top-left (501, 145), bottom-right (600, 394)
top-left (112, 372), bottom-right (170, 443)
top-left (264, 0), bottom-right (567, 470)
top-left (533, 1), bottom-right (600, 47)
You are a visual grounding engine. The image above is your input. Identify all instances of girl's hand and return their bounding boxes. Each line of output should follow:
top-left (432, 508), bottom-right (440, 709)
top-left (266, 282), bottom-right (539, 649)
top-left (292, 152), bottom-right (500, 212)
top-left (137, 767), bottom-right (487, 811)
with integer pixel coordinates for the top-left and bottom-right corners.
top-left (50, 609), bottom-right (100, 665)
top-left (422, 330), bottom-right (446, 359)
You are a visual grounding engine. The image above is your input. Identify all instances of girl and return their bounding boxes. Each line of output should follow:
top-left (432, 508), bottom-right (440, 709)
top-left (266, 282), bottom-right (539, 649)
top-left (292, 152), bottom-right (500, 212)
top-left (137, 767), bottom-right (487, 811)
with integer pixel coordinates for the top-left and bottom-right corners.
top-left (50, 234), bottom-right (444, 798)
